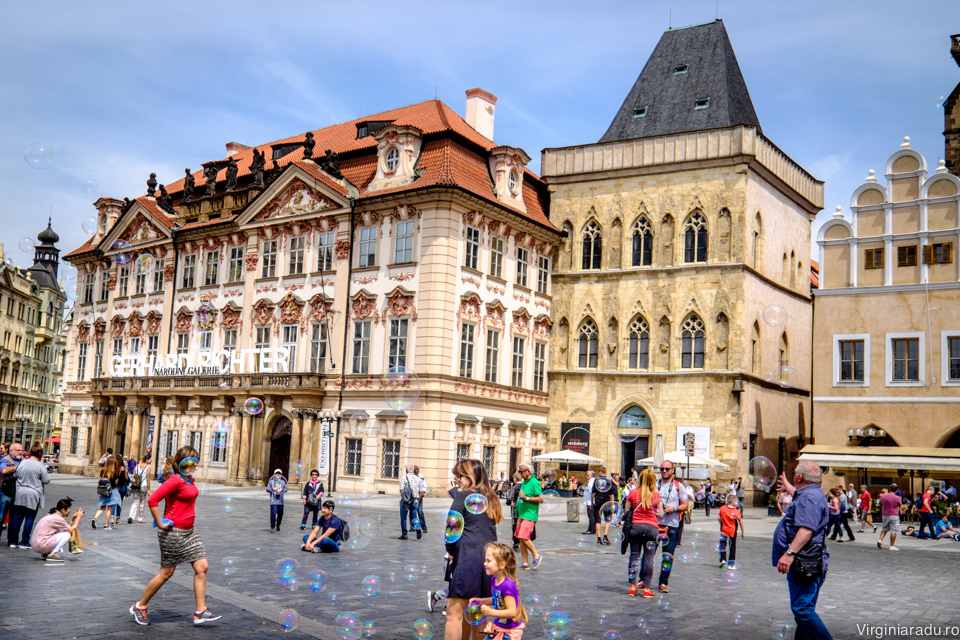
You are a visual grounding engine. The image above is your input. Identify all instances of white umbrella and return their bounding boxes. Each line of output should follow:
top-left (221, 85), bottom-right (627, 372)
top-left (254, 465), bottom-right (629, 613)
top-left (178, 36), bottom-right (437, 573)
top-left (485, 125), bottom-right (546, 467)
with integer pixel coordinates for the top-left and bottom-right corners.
top-left (638, 449), bottom-right (731, 471)
top-left (653, 434), bottom-right (665, 468)
top-left (532, 450), bottom-right (604, 482)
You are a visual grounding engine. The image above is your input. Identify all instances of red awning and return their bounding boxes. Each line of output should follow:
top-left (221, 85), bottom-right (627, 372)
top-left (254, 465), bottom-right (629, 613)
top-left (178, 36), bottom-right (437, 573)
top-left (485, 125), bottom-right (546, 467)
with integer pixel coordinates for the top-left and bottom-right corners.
top-left (44, 437), bottom-right (61, 443)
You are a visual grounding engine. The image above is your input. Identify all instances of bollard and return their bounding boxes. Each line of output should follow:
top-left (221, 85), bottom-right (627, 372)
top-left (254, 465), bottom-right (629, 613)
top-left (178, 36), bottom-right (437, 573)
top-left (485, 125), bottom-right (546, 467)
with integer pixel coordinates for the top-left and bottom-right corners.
top-left (566, 500), bottom-right (580, 522)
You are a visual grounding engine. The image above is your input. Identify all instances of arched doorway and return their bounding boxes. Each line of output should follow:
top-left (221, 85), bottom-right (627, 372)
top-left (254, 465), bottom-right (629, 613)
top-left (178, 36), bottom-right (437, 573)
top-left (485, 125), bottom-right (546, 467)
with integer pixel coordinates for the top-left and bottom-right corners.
top-left (269, 417), bottom-right (292, 481)
top-left (619, 405), bottom-right (652, 478)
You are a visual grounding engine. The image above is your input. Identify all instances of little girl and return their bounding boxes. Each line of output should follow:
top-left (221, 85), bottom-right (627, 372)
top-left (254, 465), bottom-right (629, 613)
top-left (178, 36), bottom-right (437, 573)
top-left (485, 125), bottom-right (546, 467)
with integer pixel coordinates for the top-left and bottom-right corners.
top-left (470, 542), bottom-right (527, 640)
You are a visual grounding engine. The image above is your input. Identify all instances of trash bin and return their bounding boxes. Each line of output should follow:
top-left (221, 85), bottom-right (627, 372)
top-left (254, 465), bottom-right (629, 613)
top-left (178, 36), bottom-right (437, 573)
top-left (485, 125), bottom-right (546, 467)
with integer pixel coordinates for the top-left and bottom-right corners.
top-left (566, 500), bottom-right (580, 522)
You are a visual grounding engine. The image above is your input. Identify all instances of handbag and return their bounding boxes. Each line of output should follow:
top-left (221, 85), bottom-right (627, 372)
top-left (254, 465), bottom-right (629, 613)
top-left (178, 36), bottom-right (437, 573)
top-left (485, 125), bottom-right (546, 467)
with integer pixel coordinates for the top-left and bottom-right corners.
top-left (790, 542), bottom-right (824, 581)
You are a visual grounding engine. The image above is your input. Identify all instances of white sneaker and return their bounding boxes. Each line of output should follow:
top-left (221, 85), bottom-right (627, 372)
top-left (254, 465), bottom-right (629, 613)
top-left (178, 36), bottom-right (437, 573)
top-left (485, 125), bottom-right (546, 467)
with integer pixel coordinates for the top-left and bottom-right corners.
top-left (888, 546), bottom-right (899, 551)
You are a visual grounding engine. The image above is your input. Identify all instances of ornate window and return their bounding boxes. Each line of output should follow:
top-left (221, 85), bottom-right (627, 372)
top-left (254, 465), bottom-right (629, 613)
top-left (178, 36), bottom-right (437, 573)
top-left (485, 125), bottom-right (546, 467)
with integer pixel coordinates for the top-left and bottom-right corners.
top-left (681, 315), bottom-right (705, 369)
top-left (385, 147), bottom-right (400, 172)
top-left (228, 247), bottom-right (244, 282)
top-left (581, 221), bottom-right (602, 270)
top-left (628, 317), bottom-right (650, 369)
top-left (631, 217), bottom-right (653, 267)
top-left (683, 212), bottom-right (708, 263)
top-left (516, 246), bottom-right (529, 287)
top-left (578, 319), bottom-right (599, 368)
top-left (381, 440), bottom-right (400, 479)
top-left (317, 231), bottom-right (335, 271)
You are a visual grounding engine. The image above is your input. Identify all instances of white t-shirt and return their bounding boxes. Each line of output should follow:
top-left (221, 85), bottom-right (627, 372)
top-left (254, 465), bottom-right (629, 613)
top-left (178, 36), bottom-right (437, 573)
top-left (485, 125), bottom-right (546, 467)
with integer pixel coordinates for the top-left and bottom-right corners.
top-left (583, 477), bottom-right (595, 506)
top-left (657, 479), bottom-right (690, 529)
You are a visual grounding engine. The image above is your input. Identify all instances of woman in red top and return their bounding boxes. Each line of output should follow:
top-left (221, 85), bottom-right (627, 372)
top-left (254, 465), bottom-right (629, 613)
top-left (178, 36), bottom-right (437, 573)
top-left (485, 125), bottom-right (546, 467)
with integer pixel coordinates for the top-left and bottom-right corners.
top-left (625, 468), bottom-right (664, 598)
top-left (129, 446), bottom-right (221, 627)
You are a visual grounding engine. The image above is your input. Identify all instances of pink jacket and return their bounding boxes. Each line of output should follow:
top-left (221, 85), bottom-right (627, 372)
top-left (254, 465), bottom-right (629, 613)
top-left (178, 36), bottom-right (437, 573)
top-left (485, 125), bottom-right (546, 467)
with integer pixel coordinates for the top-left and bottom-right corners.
top-left (30, 513), bottom-right (70, 554)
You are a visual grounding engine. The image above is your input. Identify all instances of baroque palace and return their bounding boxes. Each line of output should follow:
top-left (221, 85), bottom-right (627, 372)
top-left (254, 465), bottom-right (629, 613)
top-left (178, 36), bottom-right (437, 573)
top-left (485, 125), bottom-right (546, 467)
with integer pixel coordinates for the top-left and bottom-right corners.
top-left (540, 20), bottom-right (823, 499)
top-left (59, 93), bottom-right (561, 492)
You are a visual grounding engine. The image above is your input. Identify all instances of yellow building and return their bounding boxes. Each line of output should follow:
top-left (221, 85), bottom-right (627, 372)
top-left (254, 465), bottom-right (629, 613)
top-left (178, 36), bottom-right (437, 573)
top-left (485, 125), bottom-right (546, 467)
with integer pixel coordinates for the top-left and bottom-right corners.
top-left (540, 21), bottom-right (823, 500)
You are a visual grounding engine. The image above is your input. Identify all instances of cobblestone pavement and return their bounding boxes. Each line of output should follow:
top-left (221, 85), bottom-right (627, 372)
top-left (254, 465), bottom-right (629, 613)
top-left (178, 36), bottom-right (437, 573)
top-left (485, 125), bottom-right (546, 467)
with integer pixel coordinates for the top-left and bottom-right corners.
top-left (1, 475), bottom-right (959, 639)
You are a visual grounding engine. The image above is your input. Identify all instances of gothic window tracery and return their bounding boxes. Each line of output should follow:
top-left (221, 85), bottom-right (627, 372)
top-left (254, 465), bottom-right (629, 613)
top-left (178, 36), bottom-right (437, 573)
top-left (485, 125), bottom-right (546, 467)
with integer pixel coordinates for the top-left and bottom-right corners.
top-left (683, 212), bottom-right (708, 263)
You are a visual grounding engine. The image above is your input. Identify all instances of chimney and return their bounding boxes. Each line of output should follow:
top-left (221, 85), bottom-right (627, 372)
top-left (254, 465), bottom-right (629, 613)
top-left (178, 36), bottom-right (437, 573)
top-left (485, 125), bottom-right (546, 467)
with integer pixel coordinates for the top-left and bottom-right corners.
top-left (225, 141), bottom-right (252, 157)
top-left (465, 88), bottom-right (497, 142)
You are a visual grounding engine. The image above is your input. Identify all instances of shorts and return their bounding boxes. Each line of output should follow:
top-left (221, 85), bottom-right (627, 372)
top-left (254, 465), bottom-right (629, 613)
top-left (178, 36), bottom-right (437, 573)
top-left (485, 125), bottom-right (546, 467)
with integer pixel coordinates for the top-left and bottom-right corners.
top-left (158, 527), bottom-right (207, 568)
top-left (482, 620), bottom-right (525, 640)
top-left (881, 516), bottom-right (900, 533)
top-left (514, 519), bottom-right (536, 541)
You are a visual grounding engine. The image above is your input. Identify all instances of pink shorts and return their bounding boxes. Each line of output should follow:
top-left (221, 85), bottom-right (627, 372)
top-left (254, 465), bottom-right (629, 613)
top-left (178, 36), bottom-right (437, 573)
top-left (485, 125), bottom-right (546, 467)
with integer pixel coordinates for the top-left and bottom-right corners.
top-left (514, 519), bottom-right (535, 540)
top-left (482, 621), bottom-right (525, 640)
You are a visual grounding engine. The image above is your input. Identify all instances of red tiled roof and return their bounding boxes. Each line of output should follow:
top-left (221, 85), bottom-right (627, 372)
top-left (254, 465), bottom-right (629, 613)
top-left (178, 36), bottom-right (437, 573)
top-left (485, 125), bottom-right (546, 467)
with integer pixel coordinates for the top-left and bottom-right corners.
top-left (810, 260), bottom-right (820, 288)
top-left (64, 196), bottom-right (176, 259)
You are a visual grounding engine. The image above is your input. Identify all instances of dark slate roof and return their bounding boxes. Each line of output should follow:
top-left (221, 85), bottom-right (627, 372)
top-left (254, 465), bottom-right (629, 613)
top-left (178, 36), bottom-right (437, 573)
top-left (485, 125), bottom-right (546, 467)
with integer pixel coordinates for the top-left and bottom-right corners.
top-left (599, 20), bottom-right (761, 143)
top-left (27, 263), bottom-right (60, 293)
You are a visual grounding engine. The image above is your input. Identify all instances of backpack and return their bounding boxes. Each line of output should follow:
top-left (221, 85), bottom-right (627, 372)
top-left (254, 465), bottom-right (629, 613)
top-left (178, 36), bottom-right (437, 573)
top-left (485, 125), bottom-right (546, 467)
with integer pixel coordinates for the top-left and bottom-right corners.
top-left (129, 465), bottom-right (144, 491)
top-left (915, 494), bottom-right (924, 510)
top-left (97, 477), bottom-right (112, 497)
top-left (400, 475), bottom-right (416, 505)
top-left (0, 457), bottom-right (17, 498)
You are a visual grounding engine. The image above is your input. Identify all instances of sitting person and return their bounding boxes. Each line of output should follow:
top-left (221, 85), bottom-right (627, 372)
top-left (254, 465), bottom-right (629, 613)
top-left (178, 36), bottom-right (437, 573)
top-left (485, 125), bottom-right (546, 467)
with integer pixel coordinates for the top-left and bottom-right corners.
top-left (31, 497), bottom-right (84, 562)
top-left (935, 515), bottom-right (960, 540)
top-left (301, 500), bottom-right (344, 553)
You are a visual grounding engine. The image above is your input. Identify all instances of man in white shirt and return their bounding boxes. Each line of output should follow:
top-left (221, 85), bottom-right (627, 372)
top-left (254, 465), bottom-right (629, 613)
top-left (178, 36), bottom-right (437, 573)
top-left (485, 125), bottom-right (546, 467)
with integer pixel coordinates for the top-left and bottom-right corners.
top-left (656, 460), bottom-right (690, 593)
top-left (414, 465), bottom-right (428, 534)
top-left (399, 465), bottom-right (425, 540)
top-left (581, 471), bottom-right (596, 535)
top-left (846, 484), bottom-right (858, 522)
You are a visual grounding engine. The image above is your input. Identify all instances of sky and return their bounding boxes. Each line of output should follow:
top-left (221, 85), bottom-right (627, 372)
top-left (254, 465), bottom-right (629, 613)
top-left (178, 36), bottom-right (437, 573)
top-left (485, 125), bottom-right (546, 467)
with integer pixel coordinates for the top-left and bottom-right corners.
top-left (2, 0), bottom-right (959, 280)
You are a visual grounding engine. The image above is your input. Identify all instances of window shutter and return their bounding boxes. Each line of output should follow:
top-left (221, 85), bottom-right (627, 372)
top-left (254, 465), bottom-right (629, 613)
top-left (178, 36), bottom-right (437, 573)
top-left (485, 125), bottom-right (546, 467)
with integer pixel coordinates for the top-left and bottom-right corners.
top-left (922, 245), bottom-right (933, 264)
top-left (876, 248), bottom-right (883, 268)
top-left (944, 243), bottom-right (953, 264)
top-left (897, 246), bottom-right (907, 267)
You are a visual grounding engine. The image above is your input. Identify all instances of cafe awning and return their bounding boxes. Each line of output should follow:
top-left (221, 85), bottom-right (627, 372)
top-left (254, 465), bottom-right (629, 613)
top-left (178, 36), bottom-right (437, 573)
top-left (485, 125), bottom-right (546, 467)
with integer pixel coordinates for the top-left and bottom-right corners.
top-left (798, 445), bottom-right (960, 473)
top-left (44, 437), bottom-right (61, 443)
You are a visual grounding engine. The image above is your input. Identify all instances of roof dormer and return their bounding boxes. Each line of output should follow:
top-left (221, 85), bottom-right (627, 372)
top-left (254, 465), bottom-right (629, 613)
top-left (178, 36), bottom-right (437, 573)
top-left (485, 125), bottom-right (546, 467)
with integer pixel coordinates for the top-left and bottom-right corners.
top-left (366, 125), bottom-right (423, 193)
top-left (488, 146), bottom-right (531, 213)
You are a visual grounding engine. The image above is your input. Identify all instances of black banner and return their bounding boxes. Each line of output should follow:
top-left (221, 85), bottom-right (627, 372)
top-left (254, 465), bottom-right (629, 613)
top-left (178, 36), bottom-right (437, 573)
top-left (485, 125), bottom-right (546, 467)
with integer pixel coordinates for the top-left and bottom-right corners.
top-left (561, 422), bottom-right (590, 455)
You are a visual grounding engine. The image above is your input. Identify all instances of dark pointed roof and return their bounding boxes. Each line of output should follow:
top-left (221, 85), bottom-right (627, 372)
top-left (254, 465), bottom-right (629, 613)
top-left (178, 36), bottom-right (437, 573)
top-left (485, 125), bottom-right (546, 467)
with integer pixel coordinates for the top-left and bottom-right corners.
top-left (599, 20), bottom-right (761, 143)
top-left (38, 218), bottom-right (59, 244)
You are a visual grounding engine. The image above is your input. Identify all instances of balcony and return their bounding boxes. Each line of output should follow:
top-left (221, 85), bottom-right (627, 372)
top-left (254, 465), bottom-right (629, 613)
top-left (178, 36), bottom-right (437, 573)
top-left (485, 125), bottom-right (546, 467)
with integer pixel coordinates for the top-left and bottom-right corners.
top-left (91, 373), bottom-right (326, 394)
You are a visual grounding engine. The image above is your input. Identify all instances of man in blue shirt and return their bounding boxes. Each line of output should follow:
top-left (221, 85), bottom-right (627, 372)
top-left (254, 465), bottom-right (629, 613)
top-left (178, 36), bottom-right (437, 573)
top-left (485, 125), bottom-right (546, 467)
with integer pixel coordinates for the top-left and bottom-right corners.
top-left (301, 500), bottom-right (344, 553)
top-left (772, 461), bottom-right (833, 640)
top-left (0, 443), bottom-right (24, 540)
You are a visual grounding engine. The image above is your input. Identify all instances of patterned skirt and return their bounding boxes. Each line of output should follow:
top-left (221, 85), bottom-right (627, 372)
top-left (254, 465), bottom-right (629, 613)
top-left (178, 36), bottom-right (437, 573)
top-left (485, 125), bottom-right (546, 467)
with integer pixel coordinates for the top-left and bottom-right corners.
top-left (157, 527), bottom-right (206, 568)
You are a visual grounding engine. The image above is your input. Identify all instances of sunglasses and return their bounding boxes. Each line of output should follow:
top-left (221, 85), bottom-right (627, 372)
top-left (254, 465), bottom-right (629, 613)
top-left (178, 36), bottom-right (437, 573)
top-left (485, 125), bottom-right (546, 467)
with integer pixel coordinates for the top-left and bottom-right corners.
top-left (659, 467), bottom-right (673, 472)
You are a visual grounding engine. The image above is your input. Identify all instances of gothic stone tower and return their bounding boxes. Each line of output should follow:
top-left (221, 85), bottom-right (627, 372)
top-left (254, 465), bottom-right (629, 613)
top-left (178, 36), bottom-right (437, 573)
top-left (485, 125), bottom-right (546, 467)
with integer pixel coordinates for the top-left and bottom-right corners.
top-left (945, 33), bottom-right (960, 176)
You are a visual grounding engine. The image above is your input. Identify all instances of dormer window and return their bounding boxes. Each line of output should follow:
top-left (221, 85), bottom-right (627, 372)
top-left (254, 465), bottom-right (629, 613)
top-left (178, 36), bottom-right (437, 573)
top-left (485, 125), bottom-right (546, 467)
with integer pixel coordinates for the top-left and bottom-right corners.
top-left (694, 97), bottom-right (710, 110)
top-left (632, 107), bottom-right (647, 118)
top-left (385, 147), bottom-right (400, 172)
top-left (508, 170), bottom-right (520, 195)
top-left (674, 64), bottom-right (688, 74)
top-left (357, 124), bottom-right (369, 138)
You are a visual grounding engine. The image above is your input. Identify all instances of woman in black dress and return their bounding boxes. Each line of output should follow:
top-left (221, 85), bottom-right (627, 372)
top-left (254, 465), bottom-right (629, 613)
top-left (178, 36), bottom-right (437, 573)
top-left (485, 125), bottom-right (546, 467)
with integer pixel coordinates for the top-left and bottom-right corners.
top-left (444, 459), bottom-right (501, 640)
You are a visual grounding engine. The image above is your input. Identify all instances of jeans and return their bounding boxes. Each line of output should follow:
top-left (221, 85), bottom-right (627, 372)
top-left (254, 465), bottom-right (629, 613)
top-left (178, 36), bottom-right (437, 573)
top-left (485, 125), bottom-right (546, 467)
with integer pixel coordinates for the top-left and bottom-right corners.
top-left (302, 504), bottom-right (320, 527)
top-left (270, 504), bottom-right (284, 529)
top-left (0, 493), bottom-right (13, 529)
top-left (400, 502), bottom-right (420, 537)
top-left (787, 571), bottom-right (833, 640)
top-left (627, 523), bottom-right (658, 586)
top-left (658, 525), bottom-right (679, 586)
top-left (303, 534), bottom-right (340, 553)
top-left (417, 498), bottom-right (427, 531)
top-left (8, 505), bottom-right (37, 546)
top-left (919, 512), bottom-right (936, 539)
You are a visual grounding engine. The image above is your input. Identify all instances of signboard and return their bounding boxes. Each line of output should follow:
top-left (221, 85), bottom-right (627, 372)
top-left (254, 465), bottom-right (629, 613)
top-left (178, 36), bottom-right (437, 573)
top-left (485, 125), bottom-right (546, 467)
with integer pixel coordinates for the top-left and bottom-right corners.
top-left (317, 419), bottom-right (330, 476)
top-left (145, 415), bottom-right (156, 452)
top-left (676, 426), bottom-right (712, 480)
top-left (561, 422), bottom-right (590, 455)
top-left (109, 347), bottom-right (292, 378)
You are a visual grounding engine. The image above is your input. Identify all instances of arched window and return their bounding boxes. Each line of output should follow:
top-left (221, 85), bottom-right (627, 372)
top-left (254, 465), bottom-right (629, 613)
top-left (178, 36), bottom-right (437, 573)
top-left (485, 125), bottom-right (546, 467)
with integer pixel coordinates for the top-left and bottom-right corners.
top-left (683, 212), bottom-right (707, 263)
top-left (751, 321), bottom-right (761, 373)
top-left (578, 319), bottom-right (599, 368)
top-left (752, 213), bottom-right (762, 269)
top-left (628, 317), bottom-right (650, 369)
top-left (681, 315), bottom-right (705, 369)
top-left (631, 217), bottom-right (653, 267)
top-left (581, 221), bottom-right (602, 270)
top-left (779, 332), bottom-right (789, 371)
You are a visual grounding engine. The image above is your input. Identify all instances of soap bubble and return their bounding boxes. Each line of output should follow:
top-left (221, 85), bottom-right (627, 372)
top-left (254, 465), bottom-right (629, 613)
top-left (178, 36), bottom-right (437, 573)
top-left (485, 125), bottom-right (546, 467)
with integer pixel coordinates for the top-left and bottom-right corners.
top-left (661, 552), bottom-right (673, 572)
top-left (18, 237), bottom-right (36, 253)
top-left (603, 632), bottom-right (621, 640)
top-left (81, 179), bottom-right (98, 194)
top-left (221, 495), bottom-right (235, 513)
top-left (213, 422), bottom-right (229, 449)
top-left (309, 569), bottom-right (327, 592)
top-left (362, 621), bottom-right (377, 637)
top-left (594, 477), bottom-right (613, 494)
top-left (663, 601), bottom-right (671, 611)
top-left (748, 456), bottom-right (777, 492)
top-left (361, 575), bottom-right (381, 597)
top-left (762, 304), bottom-right (787, 327)
top-left (629, 560), bottom-right (641, 582)
top-left (23, 142), bottom-right (53, 169)
top-left (610, 412), bottom-right (644, 443)
top-left (577, 536), bottom-right (590, 549)
top-left (636, 616), bottom-right (646, 629)
top-left (721, 560), bottom-right (743, 583)
top-left (444, 510), bottom-right (465, 543)
top-left (678, 539), bottom-right (700, 563)
top-left (110, 240), bottom-right (132, 265)
top-left (598, 501), bottom-right (622, 524)
top-left (135, 254), bottom-right (154, 275)
top-left (550, 595), bottom-right (561, 608)
top-left (524, 594), bottom-right (543, 616)
top-left (81, 216), bottom-right (97, 235)
top-left (292, 459), bottom-right (303, 481)
top-left (543, 611), bottom-right (573, 640)
top-left (346, 410), bottom-right (369, 435)
top-left (382, 365), bottom-right (421, 411)
top-left (598, 613), bottom-right (608, 625)
top-left (279, 609), bottom-right (300, 633)
top-left (413, 618), bottom-right (434, 640)
top-left (63, 280), bottom-right (77, 301)
top-left (645, 540), bottom-right (656, 551)
top-left (464, 601), bottom-right (486, 626)
top-left (420, 564), bottom-right (429, 575)
top-left (541, 489), bottom-right (561, 513)
top-left (335, 612), bottom-right (363, 640)
top-left (937, 96), bottom-right (946, 107)
top-left (244, 397), bottom-right (263, 415)
top-left (612, 530), bottom-right (623, 544)
top-left (388, 572), bottom-right (396, 581)
top-left (2, 256), bottom-right (12, 268)
top-left (777, 365), bottom-right (797, 387)
top-left (276, 558), bottom-right (299, 577)
top-left (465, 493), bottom-right (489, 515)
top-left (330, 593), bottom-right (338, 603)
top-left (345, 517), bottom-right (378, 550)
top-left (771, 620), bottom-right (796, 639)
top-left (541, 467), bottom-right (557, 484)
top-left (404, 564), bottom-right (419, 581)
top-left (734, 613), bottom-right (743, 625)
top-left (61, 263), bottom-right (78, 281)
top-left (221, 556), bottom-right (237, 576)
top-left (411, 516), bottom-right (422, 530)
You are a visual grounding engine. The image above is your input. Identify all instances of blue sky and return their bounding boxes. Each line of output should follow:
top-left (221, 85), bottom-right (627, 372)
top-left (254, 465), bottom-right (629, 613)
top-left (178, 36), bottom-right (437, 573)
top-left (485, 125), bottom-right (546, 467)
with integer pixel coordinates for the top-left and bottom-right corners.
top-left (2, 0), bottom-right (959, 274)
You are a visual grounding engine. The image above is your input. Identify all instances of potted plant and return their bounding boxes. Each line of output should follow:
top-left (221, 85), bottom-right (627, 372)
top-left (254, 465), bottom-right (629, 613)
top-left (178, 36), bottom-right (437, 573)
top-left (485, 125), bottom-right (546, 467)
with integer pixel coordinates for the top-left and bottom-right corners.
top-left (767, 492), bottom-right (780, 517)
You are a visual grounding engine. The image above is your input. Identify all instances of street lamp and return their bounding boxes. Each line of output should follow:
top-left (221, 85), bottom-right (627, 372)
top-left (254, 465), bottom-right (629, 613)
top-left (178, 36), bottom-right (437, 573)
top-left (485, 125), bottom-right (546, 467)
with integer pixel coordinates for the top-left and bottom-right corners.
top-left (319, 410), bottom-right (342, 493)
top-left (14, 412), bottom-right (32, 444)
top-left (847, 427), bottom-right (887, 446)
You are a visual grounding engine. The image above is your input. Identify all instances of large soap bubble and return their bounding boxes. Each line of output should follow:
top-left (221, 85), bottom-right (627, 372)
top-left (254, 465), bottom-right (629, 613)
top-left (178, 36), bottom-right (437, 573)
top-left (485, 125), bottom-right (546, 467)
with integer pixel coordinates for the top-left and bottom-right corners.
top-left (279, 609), bottom-right (300, 633)
top-left (544, 611), bottom-right (573, 640)
top-left (404, 564), bottom-right (419, 581)
top-left (524, 594), bottom-right (543, 616)
top-left (541, 489), bottom-right (561, 513)
top-left (748, 456), bottom-right (777, 492)
top-left (413, 619), bottom-right (434, 640)
top-left (18, 237), bottom-right (36, 253)
top-left (598, 501), bottom-right (623, 524)
top-left (309, 569), bottom-right (327, 592)
top-left (109, 240), bottom-right (132, 265)
top-left (610, 413), bottom-right (644, 443)
top-left (541, 467), bottom-right (557, 484)
top-left (382, 365), bottom-right (421, 411)
top-left (221, 556), bottom-right (237, 576)
top-left (221, 495), bottom-right (236, 513)
top-left (81, 178), bottom-right (98, 194)
top-left (135, 254), bottom-right (154, 275)
top-left (464, 601), bottom-right (486, 626)
top-left (771, 620), bottom-right (797, 640)
top-left (762, 304), bottom-right (787, 327)
top-left (443, 510), bottom-right (464, 543)
top-left (362, 621), bottom-right (376, 637)
top-left (465, 493), bottom-right (488, 515)
top-left (594, 477), bottom-right (613, 495)
top-left (244, 398), bottom-right (263, 415)
top-left (721, 560), bottom-right (743, 583)
top-left (81, 216), bottom-right (97, 235)
top-left (335, 612), bottom-right (363, 640)
top-left (345, 517), bottom-right (378, 550)
top-left (24, 142), bottom-right (53, 169)
top-left (361, 575), bottom-right (381, 597)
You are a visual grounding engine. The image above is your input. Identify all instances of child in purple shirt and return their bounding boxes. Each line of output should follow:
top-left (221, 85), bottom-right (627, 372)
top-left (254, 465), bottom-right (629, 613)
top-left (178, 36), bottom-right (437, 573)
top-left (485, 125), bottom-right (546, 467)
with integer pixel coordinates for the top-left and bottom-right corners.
top-left (470, 542), bottom-right (527, 640)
